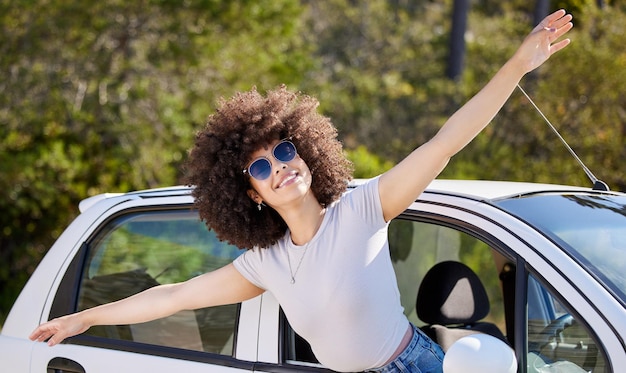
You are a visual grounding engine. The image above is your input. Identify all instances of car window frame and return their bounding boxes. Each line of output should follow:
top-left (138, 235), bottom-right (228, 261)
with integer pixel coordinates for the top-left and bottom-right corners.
top-left (522, 261), bottom-right (612, 373)
top-left (47, 203), bottom-right (254, 369)
top-left (276, 209), bottom-right (519, 371)
top-left (390, 207), bottom-right (616, 373)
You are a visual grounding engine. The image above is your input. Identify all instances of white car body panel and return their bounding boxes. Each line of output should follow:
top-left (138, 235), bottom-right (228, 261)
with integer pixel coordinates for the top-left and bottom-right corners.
top-left (2, 179), bottom-right (624, 372)
top-left (411, 192), bottom-right (626, 369)
top-left (30, 343), bottom-right (251, 373)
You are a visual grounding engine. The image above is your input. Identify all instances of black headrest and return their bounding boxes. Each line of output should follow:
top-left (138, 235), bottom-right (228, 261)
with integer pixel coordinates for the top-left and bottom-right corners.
top-left (416, 261), bottom-right (490, 325)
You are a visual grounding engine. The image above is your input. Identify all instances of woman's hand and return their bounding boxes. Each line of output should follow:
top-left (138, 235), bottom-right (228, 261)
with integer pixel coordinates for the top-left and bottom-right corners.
top-left (29, 312), bottom-right (90, 346)
top-left (514, 9), bottom-right (573, 74)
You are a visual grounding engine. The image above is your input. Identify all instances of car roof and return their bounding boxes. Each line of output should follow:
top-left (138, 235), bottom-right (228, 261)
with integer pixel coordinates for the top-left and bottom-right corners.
top-left (422, 179), bottom-right (596, 200)
top-left (79, 179), bottom-right (598, 213)
top-left (351, 178), bottom-right (594, 201)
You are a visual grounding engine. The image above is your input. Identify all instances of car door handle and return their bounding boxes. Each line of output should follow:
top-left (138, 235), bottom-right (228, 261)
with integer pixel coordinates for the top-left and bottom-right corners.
top-left (47, 357), bottom-right (86, 373)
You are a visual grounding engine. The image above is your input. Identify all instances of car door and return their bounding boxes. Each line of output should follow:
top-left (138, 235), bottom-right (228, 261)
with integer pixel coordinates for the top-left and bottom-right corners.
top-left (29, 198), bottom-right (259, 373)
top-left (393, 195), bottom-right (623, 372)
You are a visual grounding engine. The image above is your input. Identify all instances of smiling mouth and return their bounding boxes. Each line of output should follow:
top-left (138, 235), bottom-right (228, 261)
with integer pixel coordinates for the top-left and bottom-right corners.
top-left (277, 172), bottom-right (298, 188)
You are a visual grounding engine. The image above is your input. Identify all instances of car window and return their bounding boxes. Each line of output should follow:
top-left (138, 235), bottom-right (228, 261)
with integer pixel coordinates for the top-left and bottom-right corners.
top-left (527, 274), bottom-right (608, 373)
top-left (282, 309), bottom-right (319, 366)
top-left (282, 217), bottom-right (508, 366)
top-left (75, 209), bottom-right (243, 355)
top-left (388, 218), bottom-right (506, 330)
top-left (497, 194), bottom-right (626, 306)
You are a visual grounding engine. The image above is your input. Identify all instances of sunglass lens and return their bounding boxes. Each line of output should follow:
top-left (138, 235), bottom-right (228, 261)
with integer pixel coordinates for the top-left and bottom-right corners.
top-left (247, 141), bottom-right (297, 180)
top-left (249, 158), bottom-right (272, 180)
top-left (274, 141), bottom-right (297, 162)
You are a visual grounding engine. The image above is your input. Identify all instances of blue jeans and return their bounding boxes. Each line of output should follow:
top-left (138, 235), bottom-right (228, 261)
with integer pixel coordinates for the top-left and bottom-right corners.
top-left (369, 324), bottom-right (444, 373)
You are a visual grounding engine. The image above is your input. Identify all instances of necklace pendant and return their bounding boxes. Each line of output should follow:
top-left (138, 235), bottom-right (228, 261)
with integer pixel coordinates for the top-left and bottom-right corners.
top-left (290, 278), bottom-right (296, 284)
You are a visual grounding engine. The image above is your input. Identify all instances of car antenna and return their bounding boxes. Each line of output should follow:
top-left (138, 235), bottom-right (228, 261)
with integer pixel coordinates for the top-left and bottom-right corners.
top-left (516, 84), bottom-right (609, 191)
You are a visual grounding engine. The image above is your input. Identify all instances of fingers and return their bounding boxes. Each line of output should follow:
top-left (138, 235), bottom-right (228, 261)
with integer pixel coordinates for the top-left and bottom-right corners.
top-left (545, 13), bottom-right (573, 56)
top-left (29, 325), bottom-right (48, 341)
top-left (536, 9), bottom-right (573, 35)
top-left (516, 9), bottom-right (573, 73)
top-left (47, 333), bottom-right (66, 346)
top-left (549, 38), bottom-right (572, 55)
top-left (532, 9), bottom-right (572, 58)
top-left (29, 320), bottom-right (68, 346)
top-left (547, 17), bottom-right (573, 40)
top-left (547, 34), bottom-right (572, 57)
top-left (29, 324), bottom-right (56, 344)
top-left (542, 9), bottom-right (571, 28)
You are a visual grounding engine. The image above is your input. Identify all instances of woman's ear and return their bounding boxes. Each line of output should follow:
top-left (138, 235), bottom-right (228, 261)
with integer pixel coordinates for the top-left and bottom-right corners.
top-left (247, 189), bottom-right (262, 205)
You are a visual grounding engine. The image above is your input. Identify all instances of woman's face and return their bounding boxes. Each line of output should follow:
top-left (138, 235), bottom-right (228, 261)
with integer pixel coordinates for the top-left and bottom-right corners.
top-left (245, 139), bottom-right (313, 209)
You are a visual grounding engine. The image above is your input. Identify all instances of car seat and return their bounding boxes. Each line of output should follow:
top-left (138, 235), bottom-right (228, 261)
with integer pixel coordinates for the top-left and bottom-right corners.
top-left (416, 260), bottom-right (507, 351)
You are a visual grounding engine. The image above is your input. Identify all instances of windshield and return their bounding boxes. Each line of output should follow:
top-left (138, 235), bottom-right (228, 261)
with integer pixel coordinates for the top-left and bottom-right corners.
top-left (495, 193), bottom-right (626, 306)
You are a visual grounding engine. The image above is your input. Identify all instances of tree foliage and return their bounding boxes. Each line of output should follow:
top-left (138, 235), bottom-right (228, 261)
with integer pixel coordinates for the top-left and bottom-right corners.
top-left (1, 0), bottom-right (624, 324)
top-left (446, 2), bottom-right (626, 190)
top-left (0, 0), bottom-right (310, 322)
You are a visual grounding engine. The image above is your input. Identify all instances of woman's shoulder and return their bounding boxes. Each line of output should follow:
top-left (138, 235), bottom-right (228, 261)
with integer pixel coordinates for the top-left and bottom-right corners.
top-left (339, 177), bottom-right (381, 203)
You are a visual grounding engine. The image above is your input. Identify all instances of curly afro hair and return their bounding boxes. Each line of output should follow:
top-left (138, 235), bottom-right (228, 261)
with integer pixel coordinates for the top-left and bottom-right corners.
top-left (184, 86), bottom-right (354, 250)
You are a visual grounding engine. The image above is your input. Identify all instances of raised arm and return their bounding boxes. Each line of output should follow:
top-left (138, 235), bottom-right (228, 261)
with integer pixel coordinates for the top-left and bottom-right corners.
top-left (379, 9), bottom-right (573, 221)
top-left (29, 263), bottom-right (264, 346)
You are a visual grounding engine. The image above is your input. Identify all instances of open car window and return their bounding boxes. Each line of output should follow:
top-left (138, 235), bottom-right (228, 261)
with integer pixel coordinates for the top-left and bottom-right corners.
top-left (75, 209), bottom-right (243, 355)
top-left (282, 217), bottom-right (508, 367)
top-left (388, 218), bottom-right (506, 331)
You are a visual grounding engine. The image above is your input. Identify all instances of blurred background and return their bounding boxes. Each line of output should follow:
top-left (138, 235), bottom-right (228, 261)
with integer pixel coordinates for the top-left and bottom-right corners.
top-left (1, 0), bottom-right (625, 325)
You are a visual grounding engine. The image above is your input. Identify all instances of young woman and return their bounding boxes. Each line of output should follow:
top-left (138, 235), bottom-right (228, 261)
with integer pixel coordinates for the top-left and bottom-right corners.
top-left (30, 10), bottom-right (573, 373)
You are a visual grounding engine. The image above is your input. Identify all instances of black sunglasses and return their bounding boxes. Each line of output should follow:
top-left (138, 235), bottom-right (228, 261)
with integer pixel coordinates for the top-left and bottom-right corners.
top-left (243, 140), bottom-right (298, 181)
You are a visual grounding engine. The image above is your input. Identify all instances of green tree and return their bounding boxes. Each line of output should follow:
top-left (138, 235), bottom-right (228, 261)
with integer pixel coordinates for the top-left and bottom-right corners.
top-left (300, 0), bottom-right (624, 190)
top-left (301, 0), bottom-right (462, 163)
top-left (0, 0), bottom-right (311, 323)
top-left (446, 2), bottom-right (626, 190)
top-left (346, 146), bottom-right (394, 178)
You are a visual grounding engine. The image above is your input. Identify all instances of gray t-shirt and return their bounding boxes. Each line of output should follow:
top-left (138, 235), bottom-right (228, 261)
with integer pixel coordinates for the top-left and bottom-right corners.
top-left (233, 177), bottom-right (409, 372)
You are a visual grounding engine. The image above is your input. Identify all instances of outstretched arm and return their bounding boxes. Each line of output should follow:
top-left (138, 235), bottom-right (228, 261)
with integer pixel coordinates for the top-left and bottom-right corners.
top-left (379, 9), bottom-right (573, 221)
top-left (29, 263), bottom-right (264, 346)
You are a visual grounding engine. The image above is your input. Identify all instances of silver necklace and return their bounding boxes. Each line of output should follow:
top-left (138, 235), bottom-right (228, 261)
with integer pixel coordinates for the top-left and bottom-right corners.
top-left (287, 208), bottom-right (325, 284)
top-left (287, 242), bottom-right (309, 284)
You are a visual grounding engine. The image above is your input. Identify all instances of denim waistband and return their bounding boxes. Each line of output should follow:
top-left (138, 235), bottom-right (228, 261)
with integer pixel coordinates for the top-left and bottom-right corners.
top-left (367, 324), bottom-right (444, 373)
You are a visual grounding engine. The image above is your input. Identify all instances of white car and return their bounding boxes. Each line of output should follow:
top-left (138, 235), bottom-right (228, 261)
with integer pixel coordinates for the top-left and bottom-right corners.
top-left (1, 179), bottom-right (624, 372)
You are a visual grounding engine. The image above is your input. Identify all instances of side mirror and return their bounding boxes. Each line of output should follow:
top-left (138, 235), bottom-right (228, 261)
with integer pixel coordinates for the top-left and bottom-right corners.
top-left (443, 333), bottom-right (516, 373)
